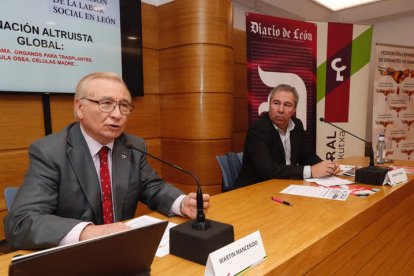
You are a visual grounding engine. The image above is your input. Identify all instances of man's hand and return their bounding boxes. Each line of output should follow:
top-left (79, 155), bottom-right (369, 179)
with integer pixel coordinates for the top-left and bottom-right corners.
top-left (80, 222), bottom-right (131, 241)
top-left (180, 192), bottom-right (210, 219)
top-left (311, 160), bottom-right (340, 178)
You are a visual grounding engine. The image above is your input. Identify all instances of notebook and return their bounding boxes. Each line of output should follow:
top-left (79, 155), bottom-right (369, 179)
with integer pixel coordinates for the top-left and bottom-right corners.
top-left (9, 220), bottom-right (168, 276)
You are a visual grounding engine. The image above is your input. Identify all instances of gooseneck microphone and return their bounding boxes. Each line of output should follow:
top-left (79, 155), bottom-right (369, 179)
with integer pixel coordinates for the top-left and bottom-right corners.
top-left (125, 142), bottom-right (234, 265)
top-left (319, 118), bottom-right (374, 167)
top-left (125, 143), bottom-right (209, 230)
top-left (319, 118), bottom-right (388, 185)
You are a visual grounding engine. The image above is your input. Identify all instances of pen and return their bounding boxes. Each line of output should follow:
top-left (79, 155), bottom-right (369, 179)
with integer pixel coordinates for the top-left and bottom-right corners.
top-left (271, 197), bottom-right (292, 206)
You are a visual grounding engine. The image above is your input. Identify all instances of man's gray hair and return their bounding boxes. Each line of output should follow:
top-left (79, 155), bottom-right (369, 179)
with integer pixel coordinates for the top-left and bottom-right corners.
top-left (75, 71), bottom-right (129, 99)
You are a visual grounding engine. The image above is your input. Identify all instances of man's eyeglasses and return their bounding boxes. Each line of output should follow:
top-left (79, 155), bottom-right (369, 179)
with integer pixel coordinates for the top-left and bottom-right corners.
top-left (82, 98), bottom-right (135, 115)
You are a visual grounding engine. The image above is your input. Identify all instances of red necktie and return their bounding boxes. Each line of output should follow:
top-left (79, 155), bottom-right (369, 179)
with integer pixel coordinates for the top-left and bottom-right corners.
top-left (98, 146), bottom-right (114, 224)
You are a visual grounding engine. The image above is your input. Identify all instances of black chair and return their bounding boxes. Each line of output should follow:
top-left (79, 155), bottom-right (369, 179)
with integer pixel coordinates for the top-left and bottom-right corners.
top-left (216, 152), bottom-right (243, 192)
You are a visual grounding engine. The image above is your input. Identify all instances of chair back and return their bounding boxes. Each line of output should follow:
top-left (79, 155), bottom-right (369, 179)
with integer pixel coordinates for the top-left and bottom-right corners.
top-left (4, 187), bottom-right (18, 210)
top-left (216, 152), bottom-right (243, 192)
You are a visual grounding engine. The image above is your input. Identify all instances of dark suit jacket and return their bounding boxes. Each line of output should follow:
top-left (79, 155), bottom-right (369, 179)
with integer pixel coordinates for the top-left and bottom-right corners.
top-left (4, 122), bottom-right (183, 249)
top-left (234, 114), bottom-right (322, 188)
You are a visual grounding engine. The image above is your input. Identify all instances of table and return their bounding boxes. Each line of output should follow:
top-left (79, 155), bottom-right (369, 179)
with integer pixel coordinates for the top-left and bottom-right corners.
top-left (1, 157), bottom-right (414, 275)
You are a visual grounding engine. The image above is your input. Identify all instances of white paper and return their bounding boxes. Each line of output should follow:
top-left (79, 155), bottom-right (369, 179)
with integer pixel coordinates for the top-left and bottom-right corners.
top-left (205, 231), bottom-right (266, 276)
top-left (305, 176), bottom-right (354, 187)
top-left (125, 215), bottom-right (176, 257)
top-left (338, 165), bottom-right (358, 176)
top-left (280, 185), bottom-right (350, 201)
top-left (384, 167), bottom-right (407, 186)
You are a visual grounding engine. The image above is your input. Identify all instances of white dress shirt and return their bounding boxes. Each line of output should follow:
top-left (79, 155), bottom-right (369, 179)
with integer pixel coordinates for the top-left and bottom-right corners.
top-left (272, 120), bottom-right (311, 179)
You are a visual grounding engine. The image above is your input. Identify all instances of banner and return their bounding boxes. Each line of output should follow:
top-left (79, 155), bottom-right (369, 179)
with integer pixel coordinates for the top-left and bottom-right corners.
top-left (373, 44), bottom-right (414, 161)
top-left (316, 22), bottom-right (373, 161)
top-left (246, 13), bottom-right (317, 147)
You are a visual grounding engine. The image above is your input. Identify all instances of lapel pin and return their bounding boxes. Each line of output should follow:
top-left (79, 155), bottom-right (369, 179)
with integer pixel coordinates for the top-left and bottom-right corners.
top-left (121, 154), bottom-right (127, 159)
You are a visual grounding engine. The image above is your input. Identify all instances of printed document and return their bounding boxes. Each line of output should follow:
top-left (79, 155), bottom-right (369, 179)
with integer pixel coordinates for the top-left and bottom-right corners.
top-left (281, 185), bottom-right (351, 201)
top-left (305, 176), bottom-right (354, 187)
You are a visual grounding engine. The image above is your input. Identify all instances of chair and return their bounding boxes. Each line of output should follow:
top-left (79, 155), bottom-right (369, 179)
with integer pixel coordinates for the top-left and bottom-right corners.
top-left (216, 152), bottom-right (243, 192)
top-left (4, 187), bottom-right (18, 211)
top-left (1, 187), bottom-right (19, 254)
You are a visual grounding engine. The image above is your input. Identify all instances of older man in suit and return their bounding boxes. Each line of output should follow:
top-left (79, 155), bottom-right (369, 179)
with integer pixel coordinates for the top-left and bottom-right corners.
top-left (235, 84), bottom-right (340, 188)
top-left (4, 72), bottom-right (210, 249)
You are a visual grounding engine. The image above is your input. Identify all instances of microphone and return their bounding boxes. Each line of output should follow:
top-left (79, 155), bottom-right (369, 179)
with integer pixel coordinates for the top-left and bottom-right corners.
top-left (125, 143), bottom-right (234, 265)
top-left (319, 118), bottom-right (388, 185)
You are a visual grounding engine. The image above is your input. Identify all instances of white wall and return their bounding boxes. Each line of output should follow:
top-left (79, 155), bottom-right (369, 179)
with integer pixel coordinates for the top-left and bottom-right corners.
top-left (371, 16), bottom-right (414, 47)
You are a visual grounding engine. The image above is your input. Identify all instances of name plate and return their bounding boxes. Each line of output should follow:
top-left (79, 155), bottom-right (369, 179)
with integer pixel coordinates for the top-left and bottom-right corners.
top-left (204, 231), bottom-right (266, 276)
top-left (385, 167), bottom-right (407, 186)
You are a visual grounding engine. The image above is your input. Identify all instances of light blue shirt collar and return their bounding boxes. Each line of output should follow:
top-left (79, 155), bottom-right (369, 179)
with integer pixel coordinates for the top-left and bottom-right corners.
top-left (79, 125), bottom-right (114, 157)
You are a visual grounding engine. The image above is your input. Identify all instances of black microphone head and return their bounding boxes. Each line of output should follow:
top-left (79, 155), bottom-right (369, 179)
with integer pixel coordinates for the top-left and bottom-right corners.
top-left (195, 186), bottom-right (205, 221)
top-left (319, 117), bottom-right (325, 122)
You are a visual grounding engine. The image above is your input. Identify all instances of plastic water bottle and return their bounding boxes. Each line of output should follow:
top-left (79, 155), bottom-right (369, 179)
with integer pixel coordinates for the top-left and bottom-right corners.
top-left (376, 134), bottom-right (386, 164)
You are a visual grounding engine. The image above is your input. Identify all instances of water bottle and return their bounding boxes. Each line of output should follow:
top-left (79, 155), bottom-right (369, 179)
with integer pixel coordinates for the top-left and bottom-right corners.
top-left (376, 134), bottom-right (386, 164)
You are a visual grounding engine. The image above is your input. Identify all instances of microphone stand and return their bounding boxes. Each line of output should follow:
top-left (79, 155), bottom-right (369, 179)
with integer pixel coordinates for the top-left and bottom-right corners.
top-left (126, 143), bottom-right (210, 230)
top-left (319, 118), bottom-right (388, 185)
top-left (320, 118), bottom-right (375, 167)
top-left (125, 143), bottom-right (234, 264)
